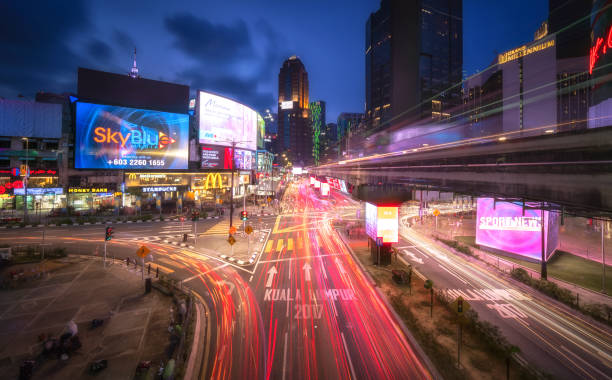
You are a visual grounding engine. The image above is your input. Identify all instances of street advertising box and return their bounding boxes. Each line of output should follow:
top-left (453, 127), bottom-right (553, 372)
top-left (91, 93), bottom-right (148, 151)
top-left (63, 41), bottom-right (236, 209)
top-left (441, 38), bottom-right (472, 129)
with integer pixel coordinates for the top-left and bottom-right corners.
top-left (365, 202), bottom-right (399, 243)
top-left (476, 198), bottom-right (559, 261)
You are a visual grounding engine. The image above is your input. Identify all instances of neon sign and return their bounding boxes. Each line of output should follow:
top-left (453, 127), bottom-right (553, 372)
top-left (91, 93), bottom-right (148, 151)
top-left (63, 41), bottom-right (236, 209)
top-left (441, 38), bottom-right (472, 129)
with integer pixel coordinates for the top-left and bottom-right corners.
top-left (498, 39), bottom-right (555, 64)
top-left (93, 127), bottom-right (175, 149)
top-left (0, 180), bottom-right (24, 194)
top-left (590, 24), bottom-right (612, 75)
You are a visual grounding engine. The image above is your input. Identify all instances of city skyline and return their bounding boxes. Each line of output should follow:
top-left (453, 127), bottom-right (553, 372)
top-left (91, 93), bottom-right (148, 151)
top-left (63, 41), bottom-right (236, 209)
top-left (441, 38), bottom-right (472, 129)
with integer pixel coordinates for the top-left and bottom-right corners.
top-left (1, 0), bottom-right (547, 122)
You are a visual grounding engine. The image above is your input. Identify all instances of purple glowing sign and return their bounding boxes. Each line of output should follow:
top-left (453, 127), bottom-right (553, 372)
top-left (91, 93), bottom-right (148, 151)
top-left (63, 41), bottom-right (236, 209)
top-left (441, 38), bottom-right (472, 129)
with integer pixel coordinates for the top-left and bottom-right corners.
top-left (476, 198), bottom-right (558, 261)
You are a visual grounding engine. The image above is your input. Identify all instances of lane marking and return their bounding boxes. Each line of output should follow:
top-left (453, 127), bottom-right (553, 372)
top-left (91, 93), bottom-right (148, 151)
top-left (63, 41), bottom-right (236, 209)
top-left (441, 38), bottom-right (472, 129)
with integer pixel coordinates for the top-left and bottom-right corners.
top-left (258, 253), bottom-right (344, 263)
top-left (183, 263), bottom-right (227, 283)
top-left (287, 238), bottom-right (294, 251)
top-left (276, 239), bottom-right (284, 252)
top-left (282, 332), bottom-right (288, 380)
top-left (341, 332), bottom-right (357, 380)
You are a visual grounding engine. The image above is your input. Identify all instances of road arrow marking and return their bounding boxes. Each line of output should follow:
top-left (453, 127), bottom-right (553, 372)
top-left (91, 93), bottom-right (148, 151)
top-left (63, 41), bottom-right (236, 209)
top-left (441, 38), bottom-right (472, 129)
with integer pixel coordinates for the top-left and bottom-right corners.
top-left (303, 263), bottom-right (312, 282)
top-left (266, 266), bottom-right (277, 287)
top-left (402, 249), bottom-right (424, 264)
top-left (335, 258), bottom-right (346, 275)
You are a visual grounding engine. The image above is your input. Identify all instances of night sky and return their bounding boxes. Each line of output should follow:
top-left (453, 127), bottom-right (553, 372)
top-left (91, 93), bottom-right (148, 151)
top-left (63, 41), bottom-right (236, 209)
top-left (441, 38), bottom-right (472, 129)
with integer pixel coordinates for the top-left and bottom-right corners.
top-left (0, 0), bottom-right (547, 122)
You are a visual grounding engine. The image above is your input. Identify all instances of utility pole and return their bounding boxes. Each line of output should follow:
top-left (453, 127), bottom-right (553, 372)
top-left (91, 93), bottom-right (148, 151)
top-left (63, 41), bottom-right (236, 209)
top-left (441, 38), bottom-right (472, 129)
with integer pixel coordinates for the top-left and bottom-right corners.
top-left (22, 137), bottom-right (29, 224)
top-left (602, 220), bottom-right (606, 293)
top-left (230, 141), bottom-right (236, 228)
top-left (540, 204), bottom-right (547, 280)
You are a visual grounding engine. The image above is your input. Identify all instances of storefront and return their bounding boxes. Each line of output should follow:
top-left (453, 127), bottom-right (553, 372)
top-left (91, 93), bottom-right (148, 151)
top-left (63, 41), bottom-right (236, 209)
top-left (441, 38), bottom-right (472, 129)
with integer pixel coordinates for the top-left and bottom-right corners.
top-left (67, 187), bottom-right (116, 212)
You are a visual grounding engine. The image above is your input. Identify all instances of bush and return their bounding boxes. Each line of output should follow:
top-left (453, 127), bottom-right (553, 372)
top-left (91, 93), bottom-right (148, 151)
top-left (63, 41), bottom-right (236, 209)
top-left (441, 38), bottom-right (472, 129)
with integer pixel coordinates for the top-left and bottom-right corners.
top-left (510, 267), bottom-right (532, 285)
top-left (437, 237), bottom-right (474, 256)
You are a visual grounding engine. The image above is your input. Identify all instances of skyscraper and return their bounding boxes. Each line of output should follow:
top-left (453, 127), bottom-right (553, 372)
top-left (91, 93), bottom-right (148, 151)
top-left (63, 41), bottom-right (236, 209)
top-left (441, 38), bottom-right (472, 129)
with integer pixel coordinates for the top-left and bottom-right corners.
top-left (277, 56), bottom-right (311, 166)
top-left (309, 100), bottom-right (326, 166)
top-left (365, 0), bottom-right (463, 131)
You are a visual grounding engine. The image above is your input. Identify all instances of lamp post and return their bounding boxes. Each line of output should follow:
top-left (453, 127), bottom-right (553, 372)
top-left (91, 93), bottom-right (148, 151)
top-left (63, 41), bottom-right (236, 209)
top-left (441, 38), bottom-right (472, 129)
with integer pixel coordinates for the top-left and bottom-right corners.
top-left (22, 137), bottom-right (29, 224)
top-left (217, 138), bottom-right (252, 229)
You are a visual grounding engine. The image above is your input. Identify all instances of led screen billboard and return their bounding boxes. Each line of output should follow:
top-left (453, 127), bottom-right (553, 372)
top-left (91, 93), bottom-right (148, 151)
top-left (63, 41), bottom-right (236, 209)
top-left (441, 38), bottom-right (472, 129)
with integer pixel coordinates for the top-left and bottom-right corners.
top-left (365, 203), bottom-right (398, 243)
top-left (200, 145), bottom-right (252, 170)
top-left (75, 102), bottom-right (188, 170)
top-left (198, 91), bottom-right (257, 151)
top-left (476, 198), bottom-right (558, 261)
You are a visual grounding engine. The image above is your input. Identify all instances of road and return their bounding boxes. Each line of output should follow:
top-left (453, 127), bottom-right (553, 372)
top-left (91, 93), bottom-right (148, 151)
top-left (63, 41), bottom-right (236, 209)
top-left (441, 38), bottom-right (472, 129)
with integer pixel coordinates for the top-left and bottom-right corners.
top-left (395, 216), bottom-right (612, 379)
top-left (0, 184), bottom-right (434, 379)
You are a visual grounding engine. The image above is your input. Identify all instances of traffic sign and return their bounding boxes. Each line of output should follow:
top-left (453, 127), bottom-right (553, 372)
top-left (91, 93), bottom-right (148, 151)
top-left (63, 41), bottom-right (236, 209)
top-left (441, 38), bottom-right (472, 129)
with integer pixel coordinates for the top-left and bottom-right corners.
top-left (433, 209), bottom-right (440, 216)
top-left (229, 226), bottom-right (237, 235)
top-left (228, 235), bottom-right (236, 245)
top-left (245, 225), bottom-right (253, 234)
top-left (136, 245), bottom-right (150, 258)
top-left (450, 296), bottom-right (470, 316)
top-left (424, 279), bottom-right (433, 289)
top-left (376, 237), bottom-right (383, 247)
top-left (267, 197), bottom-right (272, 203)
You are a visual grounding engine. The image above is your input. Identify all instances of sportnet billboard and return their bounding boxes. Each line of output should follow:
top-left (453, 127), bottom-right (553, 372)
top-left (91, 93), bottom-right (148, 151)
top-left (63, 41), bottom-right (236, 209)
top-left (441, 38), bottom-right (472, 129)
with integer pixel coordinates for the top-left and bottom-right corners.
top-left (476, 198), bottom-right (559, 261)
top-left (198, 91), bottom-right (257, 151)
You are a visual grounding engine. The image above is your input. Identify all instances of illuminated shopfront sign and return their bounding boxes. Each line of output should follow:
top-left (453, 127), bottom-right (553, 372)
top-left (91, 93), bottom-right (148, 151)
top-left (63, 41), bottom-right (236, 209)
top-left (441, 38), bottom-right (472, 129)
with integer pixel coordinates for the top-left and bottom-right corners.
top-left (476, 198), bottom-right (559, 261)
top-left (142, 186), bottom-right (177, 192)
top-left (125, 173), bottom-right (190, 187)
top-left (589, 24), bottom-right (612, 74)
top-left (14, 188), bottom-right (63, 195)
top-left (320, 182), bottom-right (330, 196)
top-left (280, 101), bottom-right (293, 110)
top-left (498, 38), bottom-right (555, 64)
top-left (0, 169), bottom-right (58, 177)
top-left (68, 187), bottom-right (109, 193)
top-left (0, 180), bottom-right (23, 194)
top-left (365, 203), bottom-right (399, 243)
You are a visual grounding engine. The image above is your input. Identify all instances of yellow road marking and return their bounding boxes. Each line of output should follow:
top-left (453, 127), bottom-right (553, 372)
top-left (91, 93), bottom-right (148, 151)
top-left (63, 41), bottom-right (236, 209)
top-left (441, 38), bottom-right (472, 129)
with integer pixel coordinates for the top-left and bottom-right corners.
top-left (297, 236), bottom-right (303, 250)
top-left (287, 238), bottom-right (294, 251)
top-left (265, 240), bottom-right (274, 253)
top-left (276, 239), bottom-right (284, 251)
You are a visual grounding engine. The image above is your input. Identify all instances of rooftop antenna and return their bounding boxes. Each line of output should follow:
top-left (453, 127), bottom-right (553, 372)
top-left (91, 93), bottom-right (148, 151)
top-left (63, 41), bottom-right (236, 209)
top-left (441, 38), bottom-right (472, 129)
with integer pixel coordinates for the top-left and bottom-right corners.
top-left (129, 47), bottom-right (139, 78)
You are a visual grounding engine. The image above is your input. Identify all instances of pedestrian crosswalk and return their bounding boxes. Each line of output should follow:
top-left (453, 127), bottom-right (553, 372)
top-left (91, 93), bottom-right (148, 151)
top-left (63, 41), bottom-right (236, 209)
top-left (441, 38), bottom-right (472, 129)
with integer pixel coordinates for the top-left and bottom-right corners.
top-left (264, 236), bottom-right (304, 253)
top-left (203, 220), bottom-right (231, 235)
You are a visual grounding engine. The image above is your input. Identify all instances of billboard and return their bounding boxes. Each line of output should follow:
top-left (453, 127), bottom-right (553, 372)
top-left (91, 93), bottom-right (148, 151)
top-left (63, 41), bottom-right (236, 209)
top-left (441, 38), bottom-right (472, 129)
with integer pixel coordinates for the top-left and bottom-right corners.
top-left (198, 91), bottom-right (257, 151)
top-left (75, 102), bottom-right (188, 170)
top-left (365, 203), bottom-right (398, 243)
top-left (257, 113), bottom-right (266, 149)
top-left (320, 182), bottom-right (330, 196)
top-left (476, 198), bottom-right (558, 261)
top-left (200, 145), bottom-right (252, 170)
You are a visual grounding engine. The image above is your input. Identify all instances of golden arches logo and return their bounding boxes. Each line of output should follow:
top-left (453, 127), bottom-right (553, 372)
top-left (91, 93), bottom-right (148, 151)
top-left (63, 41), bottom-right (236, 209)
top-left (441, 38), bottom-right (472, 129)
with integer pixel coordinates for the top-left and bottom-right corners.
top-left (128, 173), bottom-right (137, 180)
top-left (204, 173), bottom-right (223, 190)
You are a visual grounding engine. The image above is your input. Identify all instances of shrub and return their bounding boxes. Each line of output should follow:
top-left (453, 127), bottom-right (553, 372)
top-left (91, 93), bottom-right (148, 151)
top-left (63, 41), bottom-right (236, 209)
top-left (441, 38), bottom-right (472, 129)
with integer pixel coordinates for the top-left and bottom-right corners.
top-left (437, 237), bottom-right (474, 256)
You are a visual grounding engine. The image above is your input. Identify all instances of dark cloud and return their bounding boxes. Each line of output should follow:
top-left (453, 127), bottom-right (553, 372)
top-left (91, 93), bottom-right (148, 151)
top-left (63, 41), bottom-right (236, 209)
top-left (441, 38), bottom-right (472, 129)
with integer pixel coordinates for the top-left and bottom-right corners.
top-left (86, 39), bottom-right (113, 62)
top-left (165, 13), bottom-right (284, 112)
top-left (165, 13), bottom-right (252, 63)
top-left (0, 0), bottom-right (91, 96)
top-left (113, 29), bottom-right (135, 51)
top-left (178, 68), bottom-right (274, 112)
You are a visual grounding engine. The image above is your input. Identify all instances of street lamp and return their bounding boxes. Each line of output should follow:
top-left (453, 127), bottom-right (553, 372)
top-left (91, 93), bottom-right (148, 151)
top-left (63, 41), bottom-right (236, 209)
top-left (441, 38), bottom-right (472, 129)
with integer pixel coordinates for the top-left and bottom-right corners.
top-left (216, 138), bottom-right (252, 229)
top-left (21, 137), bottom-right (28, 224)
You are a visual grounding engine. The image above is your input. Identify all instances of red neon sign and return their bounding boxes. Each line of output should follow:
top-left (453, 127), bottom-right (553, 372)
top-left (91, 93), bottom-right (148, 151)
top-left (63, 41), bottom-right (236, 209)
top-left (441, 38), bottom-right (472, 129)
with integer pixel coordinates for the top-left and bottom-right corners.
top-left (0, 180), bottom-right (24, 194)
top-left (590, 25), bottom-right (612, 75)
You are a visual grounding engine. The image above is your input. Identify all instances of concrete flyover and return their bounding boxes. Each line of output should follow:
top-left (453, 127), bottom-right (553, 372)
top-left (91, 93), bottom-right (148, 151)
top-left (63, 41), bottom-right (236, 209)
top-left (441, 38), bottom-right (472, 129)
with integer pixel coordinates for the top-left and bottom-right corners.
top-left (312, 126), bottom-right (612, 216)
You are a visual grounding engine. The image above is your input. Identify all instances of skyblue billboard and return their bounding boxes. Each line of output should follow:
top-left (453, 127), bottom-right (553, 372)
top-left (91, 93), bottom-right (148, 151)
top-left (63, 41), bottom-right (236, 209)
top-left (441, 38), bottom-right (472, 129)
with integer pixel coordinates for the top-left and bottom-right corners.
top-left (75, 102), bottom-right (189, 170)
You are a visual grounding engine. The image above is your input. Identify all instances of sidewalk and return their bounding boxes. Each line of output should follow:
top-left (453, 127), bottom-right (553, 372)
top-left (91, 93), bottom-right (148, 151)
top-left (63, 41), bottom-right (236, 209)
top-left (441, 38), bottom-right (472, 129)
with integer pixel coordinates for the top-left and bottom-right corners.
top-left (0, 256), bottom-right (176, 379)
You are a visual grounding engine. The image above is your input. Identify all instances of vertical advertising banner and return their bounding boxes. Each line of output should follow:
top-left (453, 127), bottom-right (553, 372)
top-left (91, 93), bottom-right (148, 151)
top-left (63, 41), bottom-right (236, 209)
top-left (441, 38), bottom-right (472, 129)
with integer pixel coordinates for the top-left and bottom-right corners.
top-left (75, 102), bottom-right (188, 169)
top-left (377, 206), bottom-right (399, 243)
top-left (320, 182), bottom-right (330, 196)
top-left (476, 198), bottom-right (558, 261)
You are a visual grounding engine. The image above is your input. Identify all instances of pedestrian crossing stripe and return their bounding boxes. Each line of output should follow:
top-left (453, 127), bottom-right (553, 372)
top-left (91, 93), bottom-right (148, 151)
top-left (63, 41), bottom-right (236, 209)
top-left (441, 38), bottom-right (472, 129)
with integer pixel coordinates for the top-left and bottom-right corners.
top-left (287, 238), bottom-right (294, 251)
top-left (203, 220), bottom-right (231, 235)
top-left (276, 239), bottom-right (284, 252)
top-left (265, 240), bottom-right (274, 253)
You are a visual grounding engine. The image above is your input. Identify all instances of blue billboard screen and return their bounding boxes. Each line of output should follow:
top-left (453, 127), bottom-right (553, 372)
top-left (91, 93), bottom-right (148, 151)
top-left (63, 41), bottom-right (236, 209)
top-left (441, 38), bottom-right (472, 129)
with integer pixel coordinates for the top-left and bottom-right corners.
top-left (75, 102), bottom-right (189, 169)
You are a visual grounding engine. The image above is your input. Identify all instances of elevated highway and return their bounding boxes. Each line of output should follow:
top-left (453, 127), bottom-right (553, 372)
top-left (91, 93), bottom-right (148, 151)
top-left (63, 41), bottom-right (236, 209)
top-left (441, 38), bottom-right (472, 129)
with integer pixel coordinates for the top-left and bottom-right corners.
top-left (313, 126), bottom-right (612, 216)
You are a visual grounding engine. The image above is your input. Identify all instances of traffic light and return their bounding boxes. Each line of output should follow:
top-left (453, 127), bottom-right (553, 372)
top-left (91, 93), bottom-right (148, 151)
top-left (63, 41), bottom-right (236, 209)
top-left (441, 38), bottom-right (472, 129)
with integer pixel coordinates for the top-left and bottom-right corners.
top-left (105, 226), bottom-right (114, 241)
top-left (240, 211), bottom-right (248, 221)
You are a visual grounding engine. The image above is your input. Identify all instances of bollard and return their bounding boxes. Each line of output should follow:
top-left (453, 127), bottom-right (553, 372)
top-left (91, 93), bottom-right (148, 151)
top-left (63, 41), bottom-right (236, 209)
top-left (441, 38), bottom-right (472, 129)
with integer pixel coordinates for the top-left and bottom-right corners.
top-left (156, 266), bottom-right (159, 278)
top-left (148, 264), bottom-right (151, 275)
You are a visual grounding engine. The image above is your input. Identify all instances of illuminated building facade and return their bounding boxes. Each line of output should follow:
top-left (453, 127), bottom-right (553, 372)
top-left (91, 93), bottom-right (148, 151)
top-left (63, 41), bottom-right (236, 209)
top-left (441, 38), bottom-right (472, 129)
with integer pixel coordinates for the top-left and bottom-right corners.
top-left (365, 0), bottom-right (463, 131)
top-left (277, 56), bottom-right (312, 166)
top-left (309, 101), bottom-right (326, 166)
top-left (588, 0), bottom-right (612, 129)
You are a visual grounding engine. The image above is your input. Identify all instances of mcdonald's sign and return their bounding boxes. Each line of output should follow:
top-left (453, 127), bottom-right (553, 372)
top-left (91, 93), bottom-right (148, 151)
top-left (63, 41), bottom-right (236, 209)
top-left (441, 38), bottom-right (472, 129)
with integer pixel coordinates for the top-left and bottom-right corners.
top-left (204, 173), bottom-right (224, 190)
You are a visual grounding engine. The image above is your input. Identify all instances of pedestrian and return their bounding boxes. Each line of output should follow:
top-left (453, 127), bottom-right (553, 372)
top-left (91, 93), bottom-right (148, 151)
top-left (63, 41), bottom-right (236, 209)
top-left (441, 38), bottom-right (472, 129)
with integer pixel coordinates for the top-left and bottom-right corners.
top-left (148, 264), bottom-right (151, 275)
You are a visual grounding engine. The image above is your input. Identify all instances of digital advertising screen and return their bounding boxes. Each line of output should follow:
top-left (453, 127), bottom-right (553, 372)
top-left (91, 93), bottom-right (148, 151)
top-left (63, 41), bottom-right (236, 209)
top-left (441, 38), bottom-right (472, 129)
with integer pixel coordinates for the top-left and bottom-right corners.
top-left (365, 203), bottom-right (399, 243)
top-left (320, 182), bottom-right (330, 196)
top-left (75, 102), bottom-right (188, 170)
top-left (201, 146), bottom-right (226, 169)
top-left (257, 113), bottom-right (265, 149)
top-left (198, 91), bottom-right (257, 151)
top-left (476, 198), bottom-right (558, 261)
